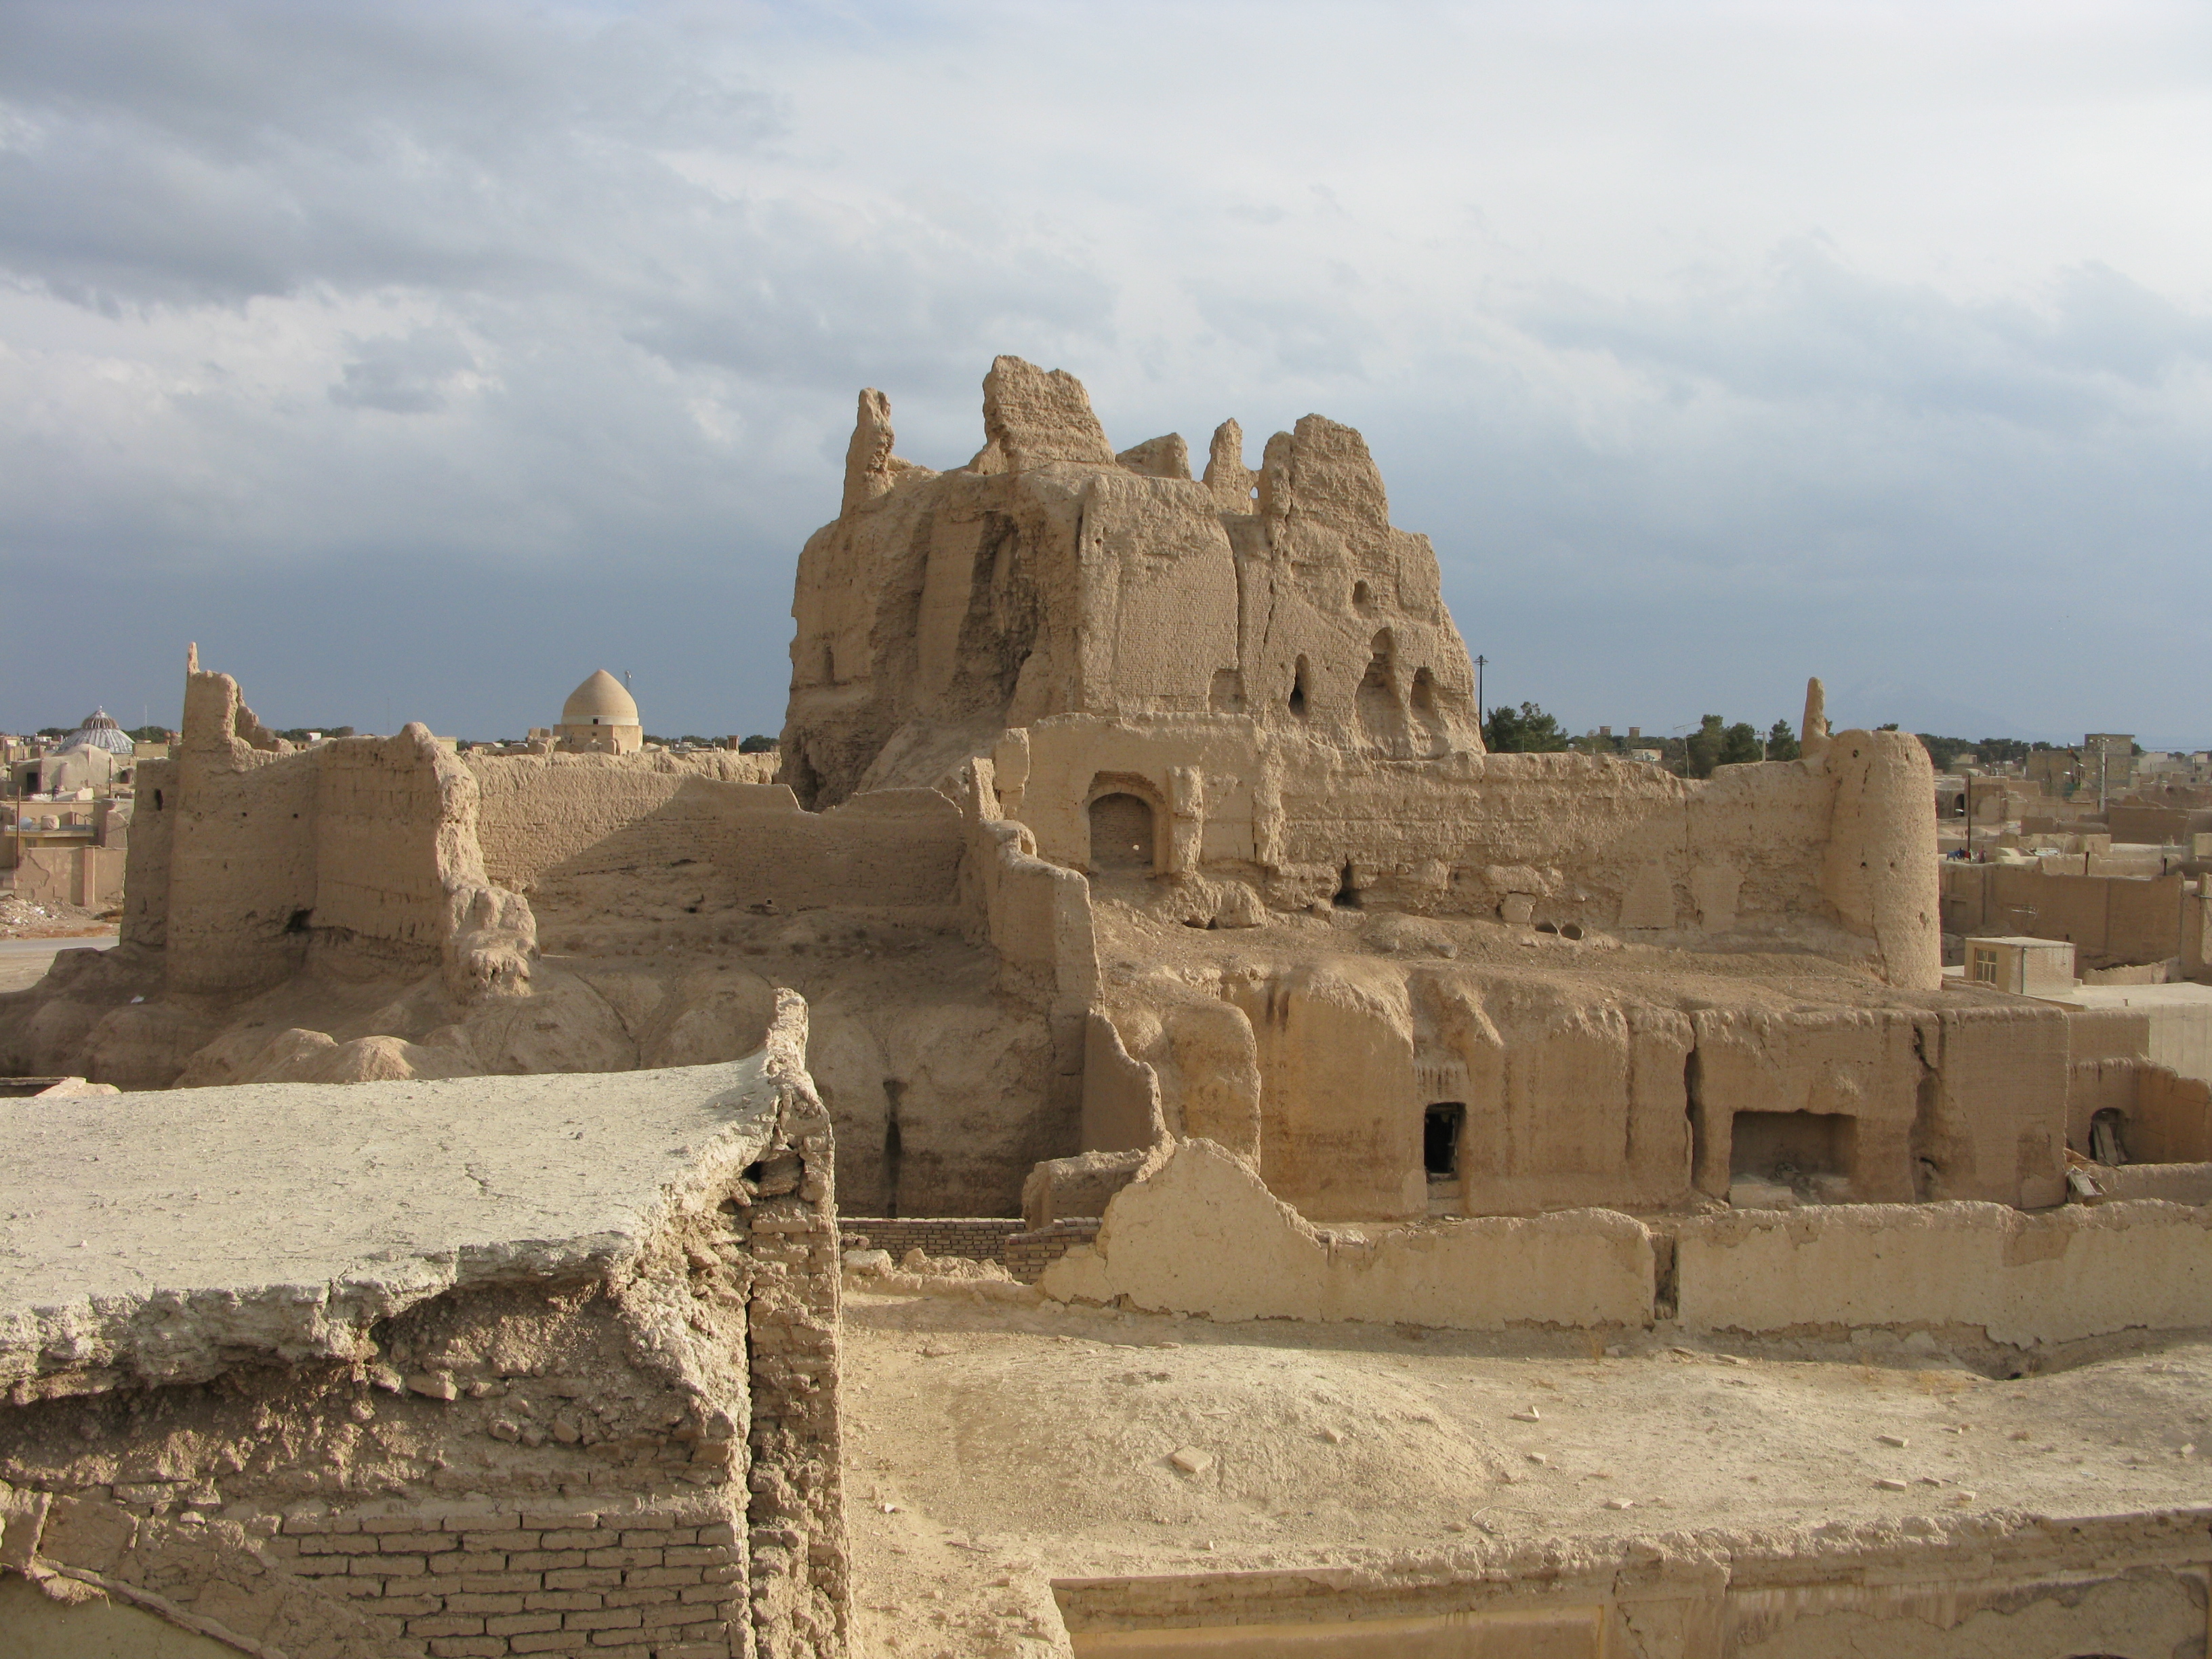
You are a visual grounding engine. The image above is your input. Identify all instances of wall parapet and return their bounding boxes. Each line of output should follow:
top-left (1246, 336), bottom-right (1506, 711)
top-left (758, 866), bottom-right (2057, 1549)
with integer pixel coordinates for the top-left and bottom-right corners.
top-left (1043, 1139), bottom-right (2212, 1350)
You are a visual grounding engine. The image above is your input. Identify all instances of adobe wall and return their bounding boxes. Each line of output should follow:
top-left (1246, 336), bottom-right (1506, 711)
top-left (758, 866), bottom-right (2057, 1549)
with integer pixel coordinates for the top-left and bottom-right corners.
top-left (1042, 1139), bottom-right (1654, 1330)
top-left (2068, 1057), bottom-right (2212, 1162)
top-left (1050, 1515), bottom-right (2212, 1659)
top-left (312, 726), bottom-right (491, 976)
top-left (1045, 1139), bottom-right (2212, 1351)
top-left (1674, 1198), bottom-right (2212, 1347)
top-left (119, 757), bottom-right (175, 951)
top-left (1941, 861), bottom-right (2184, 967)
top-left (13, 845), bottom-right (124, 912)
top-left (159, 671), bottom-right (319, 995)
top-left (1014, 716), bottom-right (1939, 986)
top-left (1120, 956), bottom-right (2063, 1223)
top-left (468, 754), bottom-right (965, 914)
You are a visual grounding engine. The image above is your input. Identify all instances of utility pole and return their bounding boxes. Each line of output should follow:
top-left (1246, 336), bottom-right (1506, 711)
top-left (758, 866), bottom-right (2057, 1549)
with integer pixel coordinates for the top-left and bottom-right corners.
top-left (1475, 655), bottom-right (1486, 720)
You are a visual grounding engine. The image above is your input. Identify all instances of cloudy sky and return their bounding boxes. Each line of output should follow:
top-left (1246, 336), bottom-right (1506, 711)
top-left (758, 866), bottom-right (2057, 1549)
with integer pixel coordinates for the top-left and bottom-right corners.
top-left (4, 1), bottom-right (2208, 746)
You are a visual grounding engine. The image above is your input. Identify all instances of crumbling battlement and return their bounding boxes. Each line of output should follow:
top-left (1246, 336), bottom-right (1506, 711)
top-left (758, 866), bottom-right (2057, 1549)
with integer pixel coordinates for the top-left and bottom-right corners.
top-left (782, 361), bottom-right (1939, 989)
top-left (0, 994), bottom-right (850, 1659)
top-left (783, 359), bottom-right (1483, 812)
top-left (125, 665), bottom-right (529, 1002)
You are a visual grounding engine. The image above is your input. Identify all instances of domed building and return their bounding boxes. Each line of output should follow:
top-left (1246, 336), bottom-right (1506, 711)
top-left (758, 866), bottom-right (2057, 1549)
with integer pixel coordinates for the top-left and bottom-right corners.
top-left (61, 708), bottom-right (134, 756)
top-left (554, 670), bottom-right (642, 755)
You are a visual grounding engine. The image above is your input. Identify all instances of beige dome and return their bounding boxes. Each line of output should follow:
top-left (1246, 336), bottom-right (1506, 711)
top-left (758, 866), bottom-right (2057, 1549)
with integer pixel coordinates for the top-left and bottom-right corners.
top-left (560, 670), bottom-right (639, 726)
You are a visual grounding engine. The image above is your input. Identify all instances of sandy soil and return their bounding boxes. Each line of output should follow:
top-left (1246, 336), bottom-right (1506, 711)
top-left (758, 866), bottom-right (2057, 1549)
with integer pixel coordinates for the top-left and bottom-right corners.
top-left (840, 1285), bottom-right (2212, 1658)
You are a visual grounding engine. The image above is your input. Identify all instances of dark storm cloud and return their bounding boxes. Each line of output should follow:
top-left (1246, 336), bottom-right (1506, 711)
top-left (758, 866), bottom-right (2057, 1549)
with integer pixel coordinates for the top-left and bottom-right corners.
top-left (1, 1), bottom-right (2208, 747)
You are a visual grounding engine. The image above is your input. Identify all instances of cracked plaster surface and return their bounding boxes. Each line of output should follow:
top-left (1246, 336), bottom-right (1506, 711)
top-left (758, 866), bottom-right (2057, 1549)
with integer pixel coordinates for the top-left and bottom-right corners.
top-left (0, 1057), bottom-right (783, 1392)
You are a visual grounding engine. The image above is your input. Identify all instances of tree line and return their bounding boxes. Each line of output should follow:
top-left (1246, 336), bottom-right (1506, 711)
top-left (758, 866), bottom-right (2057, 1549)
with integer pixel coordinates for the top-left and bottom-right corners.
top-left (1485, 704), bottom-right (2057, 778)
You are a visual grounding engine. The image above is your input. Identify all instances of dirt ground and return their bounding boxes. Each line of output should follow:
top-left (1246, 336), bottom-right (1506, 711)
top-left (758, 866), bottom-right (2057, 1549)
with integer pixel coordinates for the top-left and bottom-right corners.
top-left (0, 929), bottom-right (113, 993)
top-left (840, 1284), bottom-right (2212, 1658)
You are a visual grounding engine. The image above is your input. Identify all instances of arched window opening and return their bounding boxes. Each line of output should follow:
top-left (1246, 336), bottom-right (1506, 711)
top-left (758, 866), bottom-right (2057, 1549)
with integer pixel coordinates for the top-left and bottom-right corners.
top-left (1332, 862), bottom-right (1361, 908)
top-left (1352, 579), bottom-right (1373, 613)
top-left (1357, 630), bottom-right (1404, 751)
top-left (1089, 792), bottom-right (1156, 872)
top-left (1410, 668), bottom-right (1439, 716)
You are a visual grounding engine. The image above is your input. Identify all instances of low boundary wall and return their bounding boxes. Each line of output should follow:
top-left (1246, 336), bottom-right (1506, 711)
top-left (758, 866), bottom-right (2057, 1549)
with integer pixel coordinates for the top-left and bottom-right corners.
top-left (1042, 1139), bottom-right (2212, 1346)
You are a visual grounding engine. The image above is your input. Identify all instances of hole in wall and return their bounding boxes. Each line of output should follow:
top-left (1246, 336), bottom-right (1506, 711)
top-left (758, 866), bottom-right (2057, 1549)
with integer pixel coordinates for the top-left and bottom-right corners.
top-left (1731, 1110), bottom-right (1857, 1195)
top-left (1535, 920), bottom-right (1559, 935)
top-left (1288, 656), bottom-right (1311, 718)
top-left (1332, 863), bottom-right (1361, 909)
top-left (1424, 1103), bottom-right (1465, 1179)
top-left (1559, 922), bottom-right (1585, 941)
top-left (283, 909), bottom-right (312, 934)
top-left (1351, 579), bottom-right (1373, 612)
top-left (2090, 1107), bottom-right (2128, 1166)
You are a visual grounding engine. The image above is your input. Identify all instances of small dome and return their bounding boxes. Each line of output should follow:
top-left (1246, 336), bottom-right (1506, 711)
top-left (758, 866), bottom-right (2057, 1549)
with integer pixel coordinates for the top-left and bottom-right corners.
top-left (61, 708), bottom-right (134, 756)
top-left (561, 670), bottom-right (638, 725)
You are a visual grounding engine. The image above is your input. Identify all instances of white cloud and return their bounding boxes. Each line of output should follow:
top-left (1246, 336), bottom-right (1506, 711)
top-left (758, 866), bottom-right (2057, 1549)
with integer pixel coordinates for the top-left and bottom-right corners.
top-left (1, 0), bottom-right (2209, 742)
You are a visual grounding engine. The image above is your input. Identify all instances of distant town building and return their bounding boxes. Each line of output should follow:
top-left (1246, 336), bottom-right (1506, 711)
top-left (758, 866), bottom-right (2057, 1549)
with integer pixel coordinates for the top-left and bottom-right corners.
top-left (554, 670), bottom-right (643, 755)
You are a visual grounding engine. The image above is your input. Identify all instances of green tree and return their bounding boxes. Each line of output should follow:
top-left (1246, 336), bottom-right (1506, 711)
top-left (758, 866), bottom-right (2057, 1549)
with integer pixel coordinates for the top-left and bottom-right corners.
top-left (1917, 733), bottom-right (1974, 771)
top-left (1683, 714), bottom-right (1725, 778)
top-left (1765, 719), bottom-right (1801, 762)
top-left (1483, 702), bottom-right (1569, 753)
top-left (739, 734), bottom-right (780, 754)
top-left (1718, 721), bottom-right (1763, 766)
top-left (1978, 737), bottom-right (2028, 766)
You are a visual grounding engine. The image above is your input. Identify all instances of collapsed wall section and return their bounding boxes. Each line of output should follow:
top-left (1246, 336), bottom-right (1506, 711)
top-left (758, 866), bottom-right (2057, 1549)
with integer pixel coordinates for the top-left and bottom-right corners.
top-left (468, 754), bottom-right (964, 913)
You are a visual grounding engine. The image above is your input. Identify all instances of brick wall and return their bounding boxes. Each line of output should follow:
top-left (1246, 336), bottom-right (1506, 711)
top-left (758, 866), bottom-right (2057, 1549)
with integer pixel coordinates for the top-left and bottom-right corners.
top-left (838, 1218), bottom-right (1022, 1263)
top-left (1006, 1220), bottom-right (1101, 1283)
top-left (270, 1501), bottom-right (743, 1658)
top-left (840, 1216), bottom-right (1102, 1284)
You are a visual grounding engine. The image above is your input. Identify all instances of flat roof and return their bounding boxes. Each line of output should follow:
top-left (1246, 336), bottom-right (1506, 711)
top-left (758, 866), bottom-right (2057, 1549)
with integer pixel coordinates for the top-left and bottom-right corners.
top-left (0, 1057), bottom-right (782, 1394)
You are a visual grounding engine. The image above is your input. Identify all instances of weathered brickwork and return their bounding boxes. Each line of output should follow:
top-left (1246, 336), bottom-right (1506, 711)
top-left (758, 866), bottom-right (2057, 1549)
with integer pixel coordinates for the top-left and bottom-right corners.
top-left (838, 1216), bottom-right (1100, 1284)
top-left (1004, 1220), bottom-right (1102, 1284)
top-left (838, 1218), bottom-right (1022, 1264)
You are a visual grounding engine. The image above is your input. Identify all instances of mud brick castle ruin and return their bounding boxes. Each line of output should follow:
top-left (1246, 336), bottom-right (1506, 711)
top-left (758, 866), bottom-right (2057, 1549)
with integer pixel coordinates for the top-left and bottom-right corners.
top-left (5, 357), bottom-right (2212, 1657)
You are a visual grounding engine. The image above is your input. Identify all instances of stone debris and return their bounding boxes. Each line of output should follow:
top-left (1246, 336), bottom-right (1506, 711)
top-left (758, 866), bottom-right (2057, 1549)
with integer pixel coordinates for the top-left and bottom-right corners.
top-left (1168, 1448), bottom-right (1214, 1477)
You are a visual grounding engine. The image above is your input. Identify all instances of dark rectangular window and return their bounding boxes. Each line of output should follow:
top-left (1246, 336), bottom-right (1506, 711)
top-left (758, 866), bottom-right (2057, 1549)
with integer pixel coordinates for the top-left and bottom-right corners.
top-left (1424, 1103), bottom-right (1465, 1179)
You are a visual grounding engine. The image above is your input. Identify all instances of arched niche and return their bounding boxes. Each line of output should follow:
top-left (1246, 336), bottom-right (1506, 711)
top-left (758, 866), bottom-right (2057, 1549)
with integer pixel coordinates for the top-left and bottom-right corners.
top-left (1086, 774), bottom-right (1163, 874)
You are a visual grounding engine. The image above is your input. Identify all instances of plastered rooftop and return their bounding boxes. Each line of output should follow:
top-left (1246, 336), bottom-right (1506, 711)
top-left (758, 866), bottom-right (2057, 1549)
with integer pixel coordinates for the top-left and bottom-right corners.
top-left (0, 1057), bottom-right (784, 1393)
